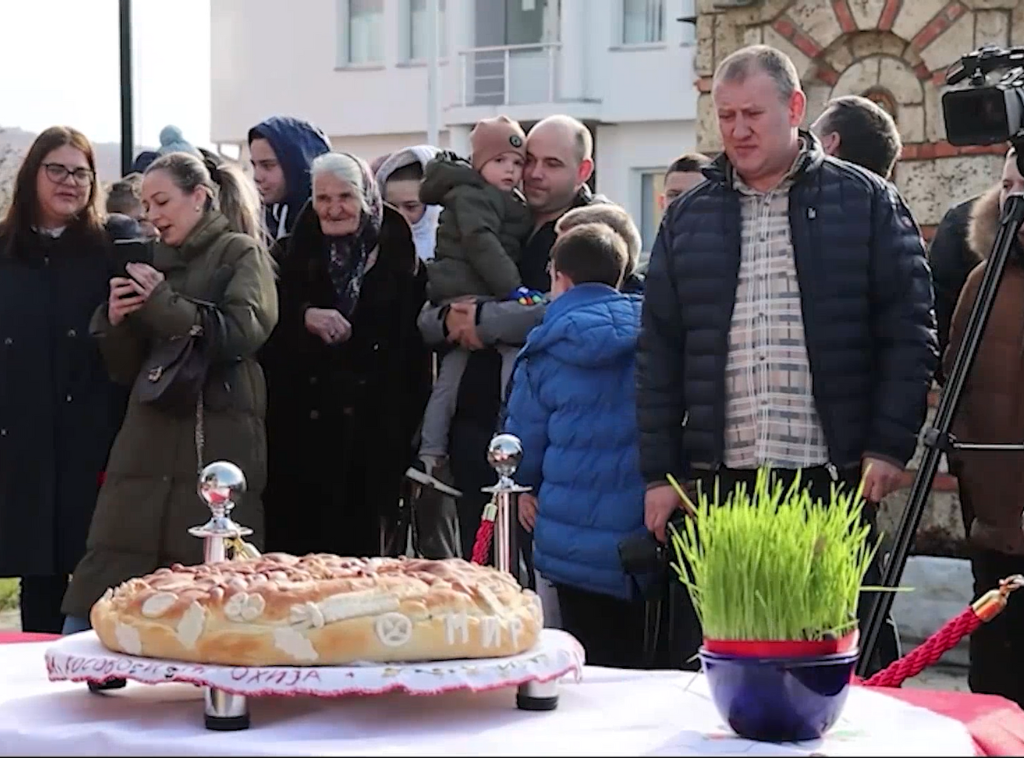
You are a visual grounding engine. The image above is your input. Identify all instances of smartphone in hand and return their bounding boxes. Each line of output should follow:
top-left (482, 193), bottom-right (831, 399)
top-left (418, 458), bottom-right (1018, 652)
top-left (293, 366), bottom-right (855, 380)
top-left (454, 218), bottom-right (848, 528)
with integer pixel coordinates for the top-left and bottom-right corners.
top-left (112, 238), bottom-right (153, 277)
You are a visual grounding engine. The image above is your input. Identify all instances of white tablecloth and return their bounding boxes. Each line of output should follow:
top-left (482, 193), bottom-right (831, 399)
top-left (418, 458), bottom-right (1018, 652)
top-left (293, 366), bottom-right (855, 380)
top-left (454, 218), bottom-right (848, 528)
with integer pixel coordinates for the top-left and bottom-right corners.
top-left (0, 642), bottom-right (976, 756)
top-left (45, 630), bottom-right (585, 697)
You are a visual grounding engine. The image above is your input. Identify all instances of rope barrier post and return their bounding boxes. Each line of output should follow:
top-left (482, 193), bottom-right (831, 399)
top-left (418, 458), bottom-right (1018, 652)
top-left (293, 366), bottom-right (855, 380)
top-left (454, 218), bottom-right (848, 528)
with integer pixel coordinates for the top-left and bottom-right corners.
top-left (189, 462), bottom-right (253, 731)
top-left (481, 434), bottom-right (557, 712)
top-left (861, 574), bottom-right (1024, 688)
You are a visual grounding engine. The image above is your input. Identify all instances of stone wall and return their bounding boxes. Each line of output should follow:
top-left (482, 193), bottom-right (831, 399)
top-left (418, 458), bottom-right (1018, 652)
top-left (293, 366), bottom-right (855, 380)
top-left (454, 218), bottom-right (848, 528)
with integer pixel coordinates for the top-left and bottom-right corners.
top-left (694, 0), bottom-right (1023, 237)
top-left (691, 0), bottom-right (1024, 554)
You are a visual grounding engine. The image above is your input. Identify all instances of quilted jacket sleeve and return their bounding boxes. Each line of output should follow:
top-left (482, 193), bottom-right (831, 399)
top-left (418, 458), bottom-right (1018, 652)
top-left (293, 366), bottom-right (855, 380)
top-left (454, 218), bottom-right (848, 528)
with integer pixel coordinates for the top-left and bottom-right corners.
top-left (866, 184), bottom-right (939, 467)
top-left (636, 215), bottom-right (688, 485)
top-left (135, 235), bottom-right (279, 361)
top-left (503, 355), bottom-right (549, 490)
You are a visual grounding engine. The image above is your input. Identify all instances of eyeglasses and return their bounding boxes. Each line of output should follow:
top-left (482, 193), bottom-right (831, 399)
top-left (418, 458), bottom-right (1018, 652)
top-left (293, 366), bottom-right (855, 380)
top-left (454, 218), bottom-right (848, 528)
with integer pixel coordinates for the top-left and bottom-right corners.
top-left (43, 163), bottom-right (94, 187)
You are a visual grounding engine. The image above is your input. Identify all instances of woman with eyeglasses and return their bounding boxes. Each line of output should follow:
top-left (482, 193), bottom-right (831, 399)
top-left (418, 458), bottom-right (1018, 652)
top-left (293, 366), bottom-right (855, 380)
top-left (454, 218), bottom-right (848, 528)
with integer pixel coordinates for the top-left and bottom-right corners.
top-left (0, 126), bottom-right (136, 632)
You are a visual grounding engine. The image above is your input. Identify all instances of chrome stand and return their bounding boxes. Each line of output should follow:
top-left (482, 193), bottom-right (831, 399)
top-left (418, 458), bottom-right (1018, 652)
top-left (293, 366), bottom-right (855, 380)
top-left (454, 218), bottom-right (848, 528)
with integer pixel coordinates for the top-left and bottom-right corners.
top-left (190, 461), bottom-right (253, 731)
top-left (483, 434), bottom-right (560, 712)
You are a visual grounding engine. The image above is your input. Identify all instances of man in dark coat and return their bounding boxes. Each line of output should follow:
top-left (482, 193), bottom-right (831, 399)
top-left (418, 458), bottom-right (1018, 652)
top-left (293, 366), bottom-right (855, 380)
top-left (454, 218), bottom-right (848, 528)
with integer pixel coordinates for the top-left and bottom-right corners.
top-left (417, 115), bottom-right (601, 562)
top-left (637, 45), bottom-right (937, 674)
top-left (810, 94), bottom-right (902, 181)
top-left (930, 196), bottom-right (981, 377)
top-left (248, 116), bottom-right (332, 242)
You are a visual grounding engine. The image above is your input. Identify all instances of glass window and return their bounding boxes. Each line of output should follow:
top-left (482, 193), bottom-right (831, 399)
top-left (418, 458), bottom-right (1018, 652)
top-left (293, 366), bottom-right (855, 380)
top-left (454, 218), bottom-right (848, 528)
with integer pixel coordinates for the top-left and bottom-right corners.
top-left (640, 170), bottom-right (667, 264)
top-left (348, 0), bottom-right (384, 65)
top-left (410, 0), bottom-right (447, 60)
top-left (680, 0), bottom-right (696, 45)
top-left (623, 0), bottom-right (664, 45)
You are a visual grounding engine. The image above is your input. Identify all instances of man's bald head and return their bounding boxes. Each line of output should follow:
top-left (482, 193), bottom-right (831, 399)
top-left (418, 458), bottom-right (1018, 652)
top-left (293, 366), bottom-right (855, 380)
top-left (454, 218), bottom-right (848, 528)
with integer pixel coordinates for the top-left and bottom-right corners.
top-left (524, 115), bottom-right (595, 221)
top-left (529, 115), bottom-right (593, 166)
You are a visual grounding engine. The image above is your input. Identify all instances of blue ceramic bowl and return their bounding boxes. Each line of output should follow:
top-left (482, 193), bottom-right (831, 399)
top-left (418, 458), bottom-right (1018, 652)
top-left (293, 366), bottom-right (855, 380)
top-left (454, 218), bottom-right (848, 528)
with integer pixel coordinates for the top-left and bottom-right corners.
top-left (698, 648), bottom-right (859, 743)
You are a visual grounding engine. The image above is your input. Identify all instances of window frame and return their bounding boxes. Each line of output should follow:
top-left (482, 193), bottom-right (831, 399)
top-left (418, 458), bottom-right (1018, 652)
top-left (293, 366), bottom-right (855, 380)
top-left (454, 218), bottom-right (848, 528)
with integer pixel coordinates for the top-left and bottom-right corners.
top-left (336, 0), bottom-right (386, 69)
top-left (620, 0), bottom-right (666, 47)
top-left (405, 0), bottom-right (448, 64)
top-left (679, 0), bottom-right (696, 46)
top-left (638, 167), bottom-right (668, 257)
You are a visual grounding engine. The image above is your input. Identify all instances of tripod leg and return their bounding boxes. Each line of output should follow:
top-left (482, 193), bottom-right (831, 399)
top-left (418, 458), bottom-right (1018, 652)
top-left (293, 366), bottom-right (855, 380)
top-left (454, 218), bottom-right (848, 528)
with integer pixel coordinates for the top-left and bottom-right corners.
top-left (857, 193), bottom-right (1024, 676)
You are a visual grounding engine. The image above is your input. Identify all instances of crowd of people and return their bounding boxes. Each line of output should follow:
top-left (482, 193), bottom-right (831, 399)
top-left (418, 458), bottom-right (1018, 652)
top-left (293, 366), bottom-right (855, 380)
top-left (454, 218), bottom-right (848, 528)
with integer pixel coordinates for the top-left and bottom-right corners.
top-left (3, 41), bottom-right (1023, 705)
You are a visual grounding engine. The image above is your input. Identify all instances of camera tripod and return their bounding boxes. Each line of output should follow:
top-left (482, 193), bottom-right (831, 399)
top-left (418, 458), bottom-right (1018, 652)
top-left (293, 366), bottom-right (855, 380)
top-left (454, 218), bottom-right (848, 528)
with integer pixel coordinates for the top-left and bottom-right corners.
top-left (857, 184), bottom-right (1024, 677)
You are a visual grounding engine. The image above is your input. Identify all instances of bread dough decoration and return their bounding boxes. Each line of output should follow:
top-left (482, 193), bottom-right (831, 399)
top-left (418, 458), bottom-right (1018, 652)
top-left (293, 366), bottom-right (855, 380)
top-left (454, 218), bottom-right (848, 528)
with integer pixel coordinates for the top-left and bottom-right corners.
top-left (141, 592), bottom-right (178, 619)
top-left (90, 555), bottom-right (543, 667)
top-left (224, 592), bottom-right (266, 623)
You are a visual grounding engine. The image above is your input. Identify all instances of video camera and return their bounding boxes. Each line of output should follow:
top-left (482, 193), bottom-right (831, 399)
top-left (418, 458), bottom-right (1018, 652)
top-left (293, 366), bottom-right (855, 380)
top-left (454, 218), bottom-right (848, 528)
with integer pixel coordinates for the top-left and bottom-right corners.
top-left (943, 45), bottom-right (1024, 148)
top-left (617, 511), bottom-right (689, 587)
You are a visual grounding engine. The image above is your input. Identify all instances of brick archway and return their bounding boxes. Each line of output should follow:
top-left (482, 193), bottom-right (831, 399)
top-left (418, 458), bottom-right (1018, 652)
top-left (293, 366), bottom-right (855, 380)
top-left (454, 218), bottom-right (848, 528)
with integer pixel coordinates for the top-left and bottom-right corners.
top-left (694, 0), bottom-right (1020, 233)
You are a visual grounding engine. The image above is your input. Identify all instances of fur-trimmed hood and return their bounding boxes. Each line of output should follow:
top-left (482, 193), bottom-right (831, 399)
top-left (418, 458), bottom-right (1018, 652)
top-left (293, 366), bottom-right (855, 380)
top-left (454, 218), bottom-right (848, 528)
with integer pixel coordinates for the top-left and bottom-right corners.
top-left (967, 185), bottom-right (1002, 263)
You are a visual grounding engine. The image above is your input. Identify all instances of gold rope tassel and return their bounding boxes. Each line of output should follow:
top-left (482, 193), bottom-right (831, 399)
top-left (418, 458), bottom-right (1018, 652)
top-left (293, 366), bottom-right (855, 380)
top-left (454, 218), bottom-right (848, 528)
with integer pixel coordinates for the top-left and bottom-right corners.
top-left (972, 574), bottom-right (1024, 622)
top-left (226, 537), bottom-right (262, 561)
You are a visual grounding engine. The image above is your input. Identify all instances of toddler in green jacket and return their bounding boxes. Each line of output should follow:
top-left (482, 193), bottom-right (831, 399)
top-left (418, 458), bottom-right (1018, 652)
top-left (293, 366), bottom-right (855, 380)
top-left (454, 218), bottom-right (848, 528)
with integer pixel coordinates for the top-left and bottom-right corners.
top-left (408, 116), bottom-right (537, 495)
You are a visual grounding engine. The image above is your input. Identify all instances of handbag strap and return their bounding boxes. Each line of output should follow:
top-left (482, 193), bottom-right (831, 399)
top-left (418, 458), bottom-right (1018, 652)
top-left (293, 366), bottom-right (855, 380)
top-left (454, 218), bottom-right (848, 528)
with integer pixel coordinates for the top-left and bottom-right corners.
top-left (195, 389), bottom-right (205, 475)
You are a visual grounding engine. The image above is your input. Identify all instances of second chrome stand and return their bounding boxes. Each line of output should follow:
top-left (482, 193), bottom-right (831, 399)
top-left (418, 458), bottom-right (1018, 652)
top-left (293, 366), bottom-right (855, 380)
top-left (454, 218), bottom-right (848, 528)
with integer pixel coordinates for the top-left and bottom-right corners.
top-left (189, 461), bottom-right (253, 731)
top-left (483, 434), bottom-right (559, 712)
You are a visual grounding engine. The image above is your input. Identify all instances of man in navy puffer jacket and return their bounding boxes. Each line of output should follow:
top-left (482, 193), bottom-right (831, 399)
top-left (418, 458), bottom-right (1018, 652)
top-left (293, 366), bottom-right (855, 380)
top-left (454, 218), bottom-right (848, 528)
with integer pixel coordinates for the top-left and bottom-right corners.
top-left (505, 223), bottom-right (647, 669)
top-left (638, 45), bottom-right (936, 673)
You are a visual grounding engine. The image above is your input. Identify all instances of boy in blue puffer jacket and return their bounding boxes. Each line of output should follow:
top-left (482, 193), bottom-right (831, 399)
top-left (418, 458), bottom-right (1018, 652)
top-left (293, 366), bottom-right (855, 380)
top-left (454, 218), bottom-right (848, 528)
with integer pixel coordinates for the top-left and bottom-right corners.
top-left (504, 223), bottom-right (647, 669)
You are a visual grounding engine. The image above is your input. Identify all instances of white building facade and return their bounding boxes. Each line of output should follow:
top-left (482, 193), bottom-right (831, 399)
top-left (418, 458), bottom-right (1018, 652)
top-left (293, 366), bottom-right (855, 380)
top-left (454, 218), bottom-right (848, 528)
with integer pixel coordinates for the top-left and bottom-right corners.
top-left (210, 0), bottom-right (699, 250)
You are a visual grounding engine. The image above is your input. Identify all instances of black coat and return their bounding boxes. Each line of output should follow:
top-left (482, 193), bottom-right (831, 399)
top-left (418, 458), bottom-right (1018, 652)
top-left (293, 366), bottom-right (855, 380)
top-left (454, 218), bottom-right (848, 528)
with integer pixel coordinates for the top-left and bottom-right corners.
top-left (929, 196), bottom-right (979, 382)
top-left (261, 202), bottom-right (431, 556)
top-left (637, 133), bottom-right (938, 484)
top-left (0, 225), bottom-right (128, 577)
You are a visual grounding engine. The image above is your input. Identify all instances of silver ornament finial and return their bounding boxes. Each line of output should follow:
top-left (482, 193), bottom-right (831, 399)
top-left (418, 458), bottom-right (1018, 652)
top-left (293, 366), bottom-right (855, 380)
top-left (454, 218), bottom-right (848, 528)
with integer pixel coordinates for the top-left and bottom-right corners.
top-left (189, 461), bottom-right (252, 547)
top-left (487, 434), bottom-right (523, 482)
top-left (198, 461), bottom-right (247, 518)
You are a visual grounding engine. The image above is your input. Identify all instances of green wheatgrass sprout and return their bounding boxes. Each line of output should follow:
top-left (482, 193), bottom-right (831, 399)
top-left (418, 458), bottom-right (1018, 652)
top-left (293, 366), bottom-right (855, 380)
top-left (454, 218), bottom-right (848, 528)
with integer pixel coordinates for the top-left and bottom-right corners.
top-left (668, 467), bottom-right (878, 642)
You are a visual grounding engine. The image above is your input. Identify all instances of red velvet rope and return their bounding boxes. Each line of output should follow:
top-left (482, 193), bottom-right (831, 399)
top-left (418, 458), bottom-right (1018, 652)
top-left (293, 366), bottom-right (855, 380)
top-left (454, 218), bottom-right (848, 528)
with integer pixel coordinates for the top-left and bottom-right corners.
top-left (861, 605), bottom-right (983, 688)
top-left (471, 517), bottom-right (495, 565)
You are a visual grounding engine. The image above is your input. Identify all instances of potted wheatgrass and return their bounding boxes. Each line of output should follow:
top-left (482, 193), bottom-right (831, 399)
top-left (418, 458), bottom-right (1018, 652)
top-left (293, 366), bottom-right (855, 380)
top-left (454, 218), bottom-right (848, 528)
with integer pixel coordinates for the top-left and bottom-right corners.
top-left (667, 467), bottom-right (877, 743)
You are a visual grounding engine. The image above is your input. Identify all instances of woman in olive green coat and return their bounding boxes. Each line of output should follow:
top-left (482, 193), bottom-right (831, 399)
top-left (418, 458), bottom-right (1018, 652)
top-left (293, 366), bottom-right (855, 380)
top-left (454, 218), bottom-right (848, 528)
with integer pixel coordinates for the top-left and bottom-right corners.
top-left (62, 151), bottom-right (278, 630)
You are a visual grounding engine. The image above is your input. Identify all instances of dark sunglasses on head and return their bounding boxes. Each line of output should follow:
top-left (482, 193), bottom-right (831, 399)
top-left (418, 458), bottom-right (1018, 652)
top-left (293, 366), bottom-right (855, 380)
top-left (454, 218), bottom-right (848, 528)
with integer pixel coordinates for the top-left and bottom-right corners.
top-left (43, 163), bottom-right (94, 187)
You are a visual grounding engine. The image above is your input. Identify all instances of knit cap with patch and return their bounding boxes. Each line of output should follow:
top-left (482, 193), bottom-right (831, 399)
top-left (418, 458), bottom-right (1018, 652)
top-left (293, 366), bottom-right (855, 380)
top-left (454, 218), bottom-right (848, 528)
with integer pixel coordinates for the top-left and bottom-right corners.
top-left (470, 116), bottom-right (527, 171)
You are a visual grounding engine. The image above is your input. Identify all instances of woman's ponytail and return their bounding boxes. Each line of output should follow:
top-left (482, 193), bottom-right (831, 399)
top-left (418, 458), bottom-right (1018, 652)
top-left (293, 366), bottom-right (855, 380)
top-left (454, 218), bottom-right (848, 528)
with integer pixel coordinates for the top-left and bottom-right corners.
top-left (206, 158), bottom-right (269, 255)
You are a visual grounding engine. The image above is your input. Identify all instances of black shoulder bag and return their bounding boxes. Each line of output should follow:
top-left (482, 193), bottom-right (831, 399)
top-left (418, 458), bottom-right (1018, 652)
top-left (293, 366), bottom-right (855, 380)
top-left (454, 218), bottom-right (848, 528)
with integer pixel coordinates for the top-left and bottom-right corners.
top-left (134, 264), bottom-right (234, 417)
top-left (134, 298), bottom-right (216, 415)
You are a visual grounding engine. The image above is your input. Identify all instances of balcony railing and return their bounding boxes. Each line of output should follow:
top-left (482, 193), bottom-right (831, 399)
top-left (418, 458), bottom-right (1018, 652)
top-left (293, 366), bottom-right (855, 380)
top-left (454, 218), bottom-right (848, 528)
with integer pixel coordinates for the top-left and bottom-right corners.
top-left (455, 42), bottom-right (561, 108)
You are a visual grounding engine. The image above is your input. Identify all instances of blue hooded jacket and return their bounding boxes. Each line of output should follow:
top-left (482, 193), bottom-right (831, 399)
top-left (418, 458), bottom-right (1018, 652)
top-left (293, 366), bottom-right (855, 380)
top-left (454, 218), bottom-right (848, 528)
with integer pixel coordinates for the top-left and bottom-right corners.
top-left (248, 116), bottom-right (332, 239)
top-left (504, 283), bottom-right (647, 601)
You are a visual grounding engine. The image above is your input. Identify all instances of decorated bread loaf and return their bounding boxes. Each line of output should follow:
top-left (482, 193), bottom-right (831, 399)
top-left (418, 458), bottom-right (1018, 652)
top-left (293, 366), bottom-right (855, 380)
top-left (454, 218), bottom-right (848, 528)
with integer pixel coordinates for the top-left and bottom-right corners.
top-left (90, 554), bottom-right (543, 666)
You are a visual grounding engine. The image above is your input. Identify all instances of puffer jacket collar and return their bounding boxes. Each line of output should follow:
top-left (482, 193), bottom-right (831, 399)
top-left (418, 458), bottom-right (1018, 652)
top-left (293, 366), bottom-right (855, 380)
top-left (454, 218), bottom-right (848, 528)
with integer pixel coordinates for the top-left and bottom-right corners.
top-left (703, 129), bottom-right (826, 188)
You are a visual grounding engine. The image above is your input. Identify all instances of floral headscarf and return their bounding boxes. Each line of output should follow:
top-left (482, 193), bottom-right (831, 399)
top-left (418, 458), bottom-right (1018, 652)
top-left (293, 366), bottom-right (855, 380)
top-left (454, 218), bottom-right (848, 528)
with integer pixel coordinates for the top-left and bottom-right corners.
top-left (326, 153), bottom-right (383, 318)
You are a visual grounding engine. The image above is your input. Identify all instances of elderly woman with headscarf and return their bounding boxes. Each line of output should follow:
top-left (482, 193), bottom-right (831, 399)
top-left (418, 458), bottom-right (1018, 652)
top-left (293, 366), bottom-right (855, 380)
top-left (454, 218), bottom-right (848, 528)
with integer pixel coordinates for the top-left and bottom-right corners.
top-left (262, 153), bottom-right (432, 557)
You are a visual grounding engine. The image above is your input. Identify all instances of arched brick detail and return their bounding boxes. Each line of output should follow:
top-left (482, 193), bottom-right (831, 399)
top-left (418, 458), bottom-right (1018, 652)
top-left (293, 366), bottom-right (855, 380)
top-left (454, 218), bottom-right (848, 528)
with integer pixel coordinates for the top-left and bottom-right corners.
top-left (695, 0), bottom-right (1022, 229)
top-left (863, 87), bottom-right (898, 118)
top-left (783, 0), bottom-right (847, 56)
top-left (832, 58), bottom-right (882, 99)
top-left (817, 30), bottom-right (919, 80)
top-left (880, 58), bottom-right (924, 106)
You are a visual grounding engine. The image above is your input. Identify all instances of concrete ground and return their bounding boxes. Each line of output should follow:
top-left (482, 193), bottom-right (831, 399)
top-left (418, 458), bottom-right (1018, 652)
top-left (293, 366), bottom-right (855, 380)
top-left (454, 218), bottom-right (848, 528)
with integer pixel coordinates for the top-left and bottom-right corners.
top-left (0, 610), bottom-right (16, 631)
top-left (903, 664), bottom-right (969, 693)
